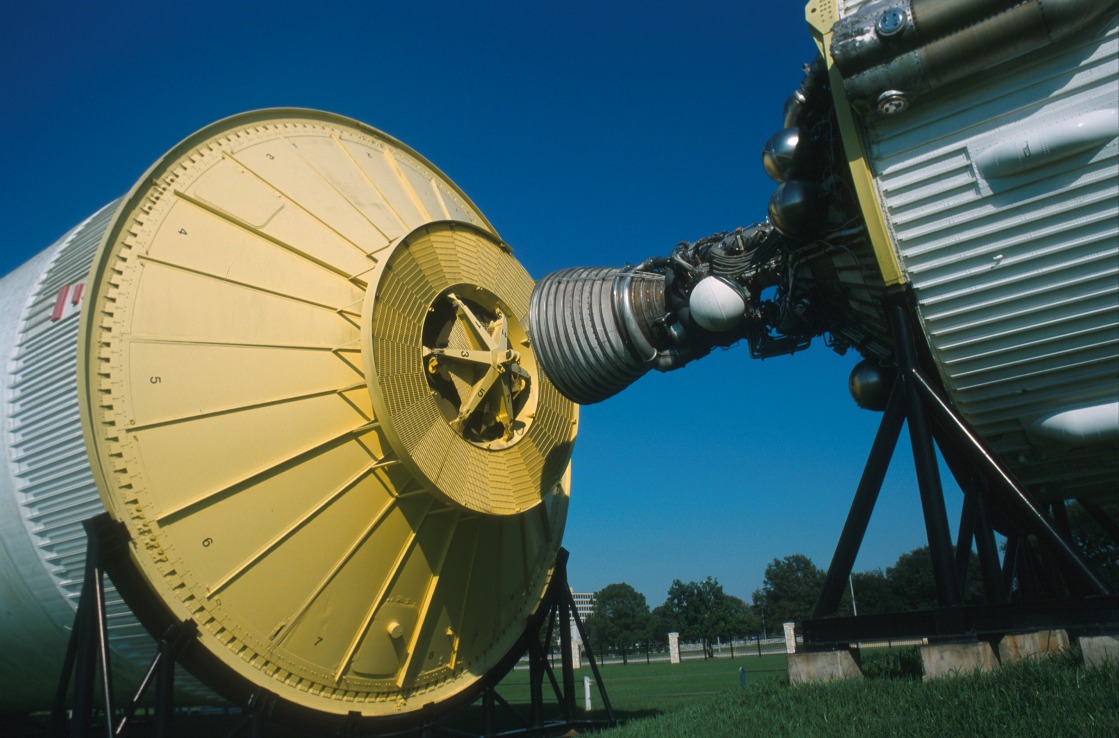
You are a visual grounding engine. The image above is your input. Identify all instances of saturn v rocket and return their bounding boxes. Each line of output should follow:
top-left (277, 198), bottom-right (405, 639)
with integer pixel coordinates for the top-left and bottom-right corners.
top-left (0, 0), bottom-right (1116, 729)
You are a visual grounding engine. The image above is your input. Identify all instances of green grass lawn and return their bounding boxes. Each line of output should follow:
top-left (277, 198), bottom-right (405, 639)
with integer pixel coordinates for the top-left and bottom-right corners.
top-left (587, 651), bottom-right (1118, 738)
top-left (21, 647), bottom-right (1116, 737)
top-left (434, 653), bottom-right (786, 734)
top-left (495, 654), bottom-right (789, 718)
top-left (454, 648), bottom-right (1119, 738)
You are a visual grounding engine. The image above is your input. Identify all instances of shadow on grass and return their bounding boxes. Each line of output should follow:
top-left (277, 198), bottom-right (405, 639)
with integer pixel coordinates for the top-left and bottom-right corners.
top-left (435, 700), bottom-right (666, 736)
top-left (5, 706), bottom-right (666, 738)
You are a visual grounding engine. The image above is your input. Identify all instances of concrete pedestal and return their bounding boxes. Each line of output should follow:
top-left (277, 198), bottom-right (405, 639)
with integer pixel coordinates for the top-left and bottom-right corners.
top-left (1078, 634), bottom-right (1119, 668)
top-left (997, 630), bottom-right (1068, 663)
top-left (787, 649), bottom-right (863, 685)
top-left (920, 641), bottom-right (998, 679)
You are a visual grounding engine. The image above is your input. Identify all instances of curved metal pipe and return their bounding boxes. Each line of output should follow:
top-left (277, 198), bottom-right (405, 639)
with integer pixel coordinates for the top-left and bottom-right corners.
top-left (832, 0), bottom-right (1116, 114)
top-left (614, 271), bottom-right (660, 363)
top-left (909, 0), bottom-right (1022, 41)
top-left (830, 0), bottom-right (1023, 78)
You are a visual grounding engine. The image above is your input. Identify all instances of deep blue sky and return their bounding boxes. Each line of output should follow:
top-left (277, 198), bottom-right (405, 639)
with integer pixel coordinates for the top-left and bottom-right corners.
top-left (1, 1), bottom-right (965, 607)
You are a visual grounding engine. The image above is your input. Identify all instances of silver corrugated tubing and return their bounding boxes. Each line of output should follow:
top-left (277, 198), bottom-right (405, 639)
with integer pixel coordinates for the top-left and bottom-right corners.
top-left (529, 267), bottom-right (666, 405)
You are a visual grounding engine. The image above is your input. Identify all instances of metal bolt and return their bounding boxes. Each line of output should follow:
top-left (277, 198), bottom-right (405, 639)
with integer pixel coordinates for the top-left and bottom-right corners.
top-left (875, 7), bottom-right (907, 37)
top-left (877, 91), bottom-right (909, 115)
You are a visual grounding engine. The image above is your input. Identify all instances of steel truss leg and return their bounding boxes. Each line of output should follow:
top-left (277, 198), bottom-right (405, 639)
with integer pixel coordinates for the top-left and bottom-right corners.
top-left (814, 299), bottom-right (1111, 621)
top-left (891, 303), bottom-right (961, 607)
top-left (558, 586), bottom-right (575, 718)
top-left (51, 515), bottom-right (194, 738)
top-left (111, 621), bottom-right (196, 738)
top-left (555, 550), bottom-right (615, 726)
top-left (482, 684), bottom-right (495, 736)
top-left (527, 629), bottom-right (545, 729)
top-left (52, 518), bottom-right (116, 738)
top-left (524, 549), bottom-right (615, 729)
top-left (972, 486), bottom-right (1006, 605)
top-left (954, 490), bottom-right (977, 596)
top-left (908, 367), bottom-right (1113, 597)
top-left (814, 304), bottom-right (963, 617)
top-left (813, 381), bottom-right (905, 617)
top-left (470, 548), bottom-right (614, 737)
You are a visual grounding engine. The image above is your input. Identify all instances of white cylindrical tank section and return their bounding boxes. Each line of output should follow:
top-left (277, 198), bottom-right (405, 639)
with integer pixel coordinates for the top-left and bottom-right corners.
top-left (0, 203), bottom-right (168, 709)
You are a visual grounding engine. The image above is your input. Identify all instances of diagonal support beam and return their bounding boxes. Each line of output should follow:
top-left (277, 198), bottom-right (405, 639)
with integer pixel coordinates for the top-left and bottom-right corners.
top-left (813, 380), bottom-right (905, 618)
top-left (909, 368), bottom-right (1113, 597)
top-left (890, 303), bottom-right (961, 608)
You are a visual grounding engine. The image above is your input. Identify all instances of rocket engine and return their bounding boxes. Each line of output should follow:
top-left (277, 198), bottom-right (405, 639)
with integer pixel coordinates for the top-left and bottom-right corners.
top-left (529, 0), bottom-right (1119, 509)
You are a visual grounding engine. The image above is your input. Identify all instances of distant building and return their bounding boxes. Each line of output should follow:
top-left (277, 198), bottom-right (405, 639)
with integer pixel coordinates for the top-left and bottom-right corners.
top-left (570, 590), bottom-right (595, 623)
top-left (569, 590), bottom-right (595, 653)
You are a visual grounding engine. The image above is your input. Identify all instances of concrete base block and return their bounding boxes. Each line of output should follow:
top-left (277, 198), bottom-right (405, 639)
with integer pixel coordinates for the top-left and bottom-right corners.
top-left (920, 641), bottom-right (998, 679)
top-left (1079, 634), bottom-right (1119, 668)
top-left (998, 630), bottom-right (1069, 663)
top-left (787, 649), bottom-right (863, 685)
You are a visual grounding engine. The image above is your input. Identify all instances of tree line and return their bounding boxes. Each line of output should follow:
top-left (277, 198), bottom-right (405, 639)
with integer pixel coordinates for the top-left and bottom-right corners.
top-left (583, 547), bottom-right (959, 662)
top-left (585, 501), bottom-right (1119, 661)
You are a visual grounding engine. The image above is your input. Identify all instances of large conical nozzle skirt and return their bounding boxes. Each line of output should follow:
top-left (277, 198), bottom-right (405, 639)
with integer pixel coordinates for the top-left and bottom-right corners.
top-left (74, 109), bottom-right (577, 729)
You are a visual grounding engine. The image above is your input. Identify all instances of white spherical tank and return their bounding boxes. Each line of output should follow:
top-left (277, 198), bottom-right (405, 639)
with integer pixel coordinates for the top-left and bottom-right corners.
top-left (689, 276), bottom-right (746, 332)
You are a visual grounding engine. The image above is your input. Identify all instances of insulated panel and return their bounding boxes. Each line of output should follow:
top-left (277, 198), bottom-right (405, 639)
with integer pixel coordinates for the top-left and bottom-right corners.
top-left (861, 19), bottom-right (1119, 501)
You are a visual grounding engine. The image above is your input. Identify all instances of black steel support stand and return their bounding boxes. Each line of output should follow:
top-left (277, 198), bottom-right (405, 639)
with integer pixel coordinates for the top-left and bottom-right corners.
top-left (558, 585), bottom-right (576, 718)
top-left (561, 551), bottom-right (616, 727)
top-left (52, 518), bottom-right (116, 738)
top-left (810, 297), bottom-right (1115, 639)
top-left (911, 367), bottom-right (1113, 597)
top-left (51, 514), bottom-right (196, 738)
top-left (515, 548), bottom-right (615, 735)
top-left (972, 485), bottom-right (1006, 605)
top-left (51, 518), bottom-right (610, 738)
top-left (813, 381), bottom-right (905, 618)
top-left (422, 548), bottom-right (614, 738)
top-left (891, 303), bottom-right (961, 608)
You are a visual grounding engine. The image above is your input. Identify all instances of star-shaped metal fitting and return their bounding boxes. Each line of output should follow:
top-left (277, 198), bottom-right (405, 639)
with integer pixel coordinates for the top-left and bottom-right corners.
top-left (423, 293), bottom-right (531, 447)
